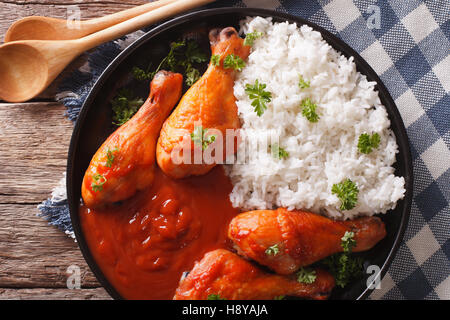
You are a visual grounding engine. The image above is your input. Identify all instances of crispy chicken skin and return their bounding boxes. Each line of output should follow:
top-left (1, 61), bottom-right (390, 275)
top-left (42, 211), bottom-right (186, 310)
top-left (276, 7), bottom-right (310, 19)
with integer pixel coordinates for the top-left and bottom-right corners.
top-left (228, 208), bottom-right (387, 275)
top-left (81, 71), bottom-right (183, 208)
top-left (174, 249), bottom-right (335, 300)
top-left (156, 27), bottom-right (250, 179)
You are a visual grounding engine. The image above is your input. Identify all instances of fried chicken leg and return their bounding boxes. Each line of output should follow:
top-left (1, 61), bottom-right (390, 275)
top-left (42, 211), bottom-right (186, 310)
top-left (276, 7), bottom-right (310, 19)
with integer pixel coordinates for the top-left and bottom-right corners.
top-left (228, 208), bottom-right (386, 275)
top-left (81, 71), bottom-right (183, 208)
top-left (157, 27), bottom-right (250, 179)
top-left (174, 249), bottom-right (335, 300)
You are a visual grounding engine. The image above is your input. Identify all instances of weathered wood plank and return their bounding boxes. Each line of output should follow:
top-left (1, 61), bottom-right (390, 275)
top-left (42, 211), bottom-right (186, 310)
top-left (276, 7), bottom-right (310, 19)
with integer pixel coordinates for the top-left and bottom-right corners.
top-left (0, 1), bottom-right (160, 298)
top-left (0, 287), bottom-right (111, 300)
top-left (0, 103), bottom-right (73, 203)
top-left (0, 203), bottom-right (101, 288)
top-left (1, 0), bottom-right (145, 4)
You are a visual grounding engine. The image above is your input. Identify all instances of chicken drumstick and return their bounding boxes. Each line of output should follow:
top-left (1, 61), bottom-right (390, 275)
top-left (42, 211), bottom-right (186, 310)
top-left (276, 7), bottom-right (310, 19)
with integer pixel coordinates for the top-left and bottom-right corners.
top-left (228, 208), bottom-right (386, 275)
top-left (81, 71), bottom-right (183, 208)
top-left (174, 249), bottom-right (335, 300)
top-left (157, 27), bottom-right (250, 179)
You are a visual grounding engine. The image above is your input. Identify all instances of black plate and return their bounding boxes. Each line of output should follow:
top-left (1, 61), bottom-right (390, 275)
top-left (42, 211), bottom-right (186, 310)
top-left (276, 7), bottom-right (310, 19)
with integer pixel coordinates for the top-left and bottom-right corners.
top-left (67, 7), bottom-right (413, 300)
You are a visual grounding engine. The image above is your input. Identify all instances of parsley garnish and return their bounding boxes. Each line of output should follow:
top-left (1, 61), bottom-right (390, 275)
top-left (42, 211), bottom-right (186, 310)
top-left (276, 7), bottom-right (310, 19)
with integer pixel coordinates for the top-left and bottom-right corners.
top-left (298, 74), bottom-right (310, 89)
top-left (296, 267), bottom-right (317, 284)
top-left (244, 31), bottom-right (263, 46)
top-left (273, 295), bottom-right (285, 300)
top-left (265, 244), bottom-right (280, 256)
top-left (165, 40), bottom-right (185, 69)
top-left (245, 79), bottom-right (272, 116)
top-left (207, 294), bottom-right (226, 300)
top-left (211, 54), bottom-right (220, 66)
top-left (91, 173), bottom-right (107, 192)
top-left (132, 40), bottom-right (207, 87)
top-left (300, 98), bottom-right (319, 122)
top-left (322, 253), bottom-right (363, 288)
top-left (357, 133), bottom-right (380, 154)
top-left (131, 65), bottom-right (154, 81)
top-left (331, 179), bottom-right (359, 211)
top-left (111, 88), bottom-right (143, 126)
top-left (341, 231), bottom-right (357, 253)
top-left (223, 54), bottom-right (246, 71)
top-left (321, 232), bottom-right (363, 288)
top-left (270, 143), bottom-right (289, 160)
top-left (167, 40), bottom-right (207, 86)
top-left (105, 147), bottom-right (119, 168)
top-left (185, 41), bottom-right (208, 63)
top-left (190, 126), bottom-right (216, 150)
top-left (185, 66), bottom-right (201, 87)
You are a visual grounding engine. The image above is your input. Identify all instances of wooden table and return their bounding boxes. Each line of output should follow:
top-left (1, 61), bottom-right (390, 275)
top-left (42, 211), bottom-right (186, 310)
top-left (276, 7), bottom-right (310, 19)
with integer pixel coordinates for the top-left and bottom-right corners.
top-left (0, 0), bottom-right (157, 300)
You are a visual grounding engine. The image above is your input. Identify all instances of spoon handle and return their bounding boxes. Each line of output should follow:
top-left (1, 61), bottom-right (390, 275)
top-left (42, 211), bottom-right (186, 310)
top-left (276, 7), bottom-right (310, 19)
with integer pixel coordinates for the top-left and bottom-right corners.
top-left (4, 0), bottom-right (179, 42)
top-left (78, 0), bottom-right (215, 52)
top-left (84, 0), bottom-right (178, 32)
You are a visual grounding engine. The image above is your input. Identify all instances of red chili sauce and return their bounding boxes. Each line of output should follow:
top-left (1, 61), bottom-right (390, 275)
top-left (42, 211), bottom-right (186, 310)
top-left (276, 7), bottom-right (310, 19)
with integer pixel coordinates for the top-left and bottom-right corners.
top-left (79, 165), bottom-right (240, 299)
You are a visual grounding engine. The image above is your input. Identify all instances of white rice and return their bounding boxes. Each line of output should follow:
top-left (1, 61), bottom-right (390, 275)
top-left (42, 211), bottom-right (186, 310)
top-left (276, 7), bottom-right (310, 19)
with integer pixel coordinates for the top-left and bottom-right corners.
top-left (226, 17), bottom-right (405, 220)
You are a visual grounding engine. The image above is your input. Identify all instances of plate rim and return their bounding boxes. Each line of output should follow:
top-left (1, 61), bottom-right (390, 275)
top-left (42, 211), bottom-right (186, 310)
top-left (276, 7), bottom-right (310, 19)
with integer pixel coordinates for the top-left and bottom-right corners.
top-left (67, 6), bottom-right (413, 300)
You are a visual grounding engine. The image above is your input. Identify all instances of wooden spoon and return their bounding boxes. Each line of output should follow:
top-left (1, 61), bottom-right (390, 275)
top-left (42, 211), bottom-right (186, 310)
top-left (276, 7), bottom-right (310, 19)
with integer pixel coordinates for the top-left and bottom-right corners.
top-left (4, 0), bottom-right (177, 42)
top-left (0, 0), bottom-right (214, 103)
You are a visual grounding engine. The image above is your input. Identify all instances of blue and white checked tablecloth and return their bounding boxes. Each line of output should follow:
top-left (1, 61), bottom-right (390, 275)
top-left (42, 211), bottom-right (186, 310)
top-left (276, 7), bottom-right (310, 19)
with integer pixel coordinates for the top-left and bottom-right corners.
top-left (38, 0), bottom-right (450, 300)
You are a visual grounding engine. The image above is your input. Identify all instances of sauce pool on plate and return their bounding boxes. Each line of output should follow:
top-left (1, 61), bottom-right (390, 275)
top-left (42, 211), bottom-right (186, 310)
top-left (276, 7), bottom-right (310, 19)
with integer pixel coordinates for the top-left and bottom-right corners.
top-left (80, 165), bottom-right (239, 299)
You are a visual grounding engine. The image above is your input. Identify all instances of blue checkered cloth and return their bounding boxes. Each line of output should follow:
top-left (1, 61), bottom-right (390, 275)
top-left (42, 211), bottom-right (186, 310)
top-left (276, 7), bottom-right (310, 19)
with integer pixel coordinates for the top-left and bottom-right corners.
top-left (38, 0), bottom-right (450, 299)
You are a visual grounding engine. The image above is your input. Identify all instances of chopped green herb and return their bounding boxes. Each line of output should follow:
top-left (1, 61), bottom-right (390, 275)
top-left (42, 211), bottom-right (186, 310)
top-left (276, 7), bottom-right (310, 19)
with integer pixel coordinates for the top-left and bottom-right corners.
top-left (265, 244), bottom-right (280, 256)
top-left (296, 267), bottom-right (317, 284)
top-left (165, 40), bottom-right (186, 70)
top-left (298, 74), bottom-right (310, 89)
top-left (184, 40), bottom-right (208, 64)
top-left (244, 31), bottom-right (263, 46)
top-left (321, 252), bottom-right (364, 288)
top-left (190, 126), bottom-right (216, 150)
top-left (270, 143), bottom-right (289, 160)
top-left (132, 39), bottom-right (207, 87)
top-left (223, 54), bottom-right (246, 71)
top-left (341, 231), bottom-right (357, 253)
top-left (331, 179), bottom-right (359, 211)
top-left (300, 98), bottom-right (319, 122)
top-left (273, 295), bottom-right (285, 300)
top-left (211, 54), bottom-right (220, 66)
top-left (91, 173), bottom-right (107, 192)
top-left (131, 65), bottom-right (154, 81)
top-left (111, 89), bottom-right (144, 126)
top-left (207, 294), bottom-right (226, 300)
top-left (166, 40), bottom-right (207, 86)
top-left (357, 133), bottom-right (380, 154)
top-left (105, 147), bottom-right (119, 168)
top-left (245, 79), bottom-right (272, 116)
top-left (321, 233), bottom-right (363, 288)
top-left (185, 66), bottom-right (201, 87)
